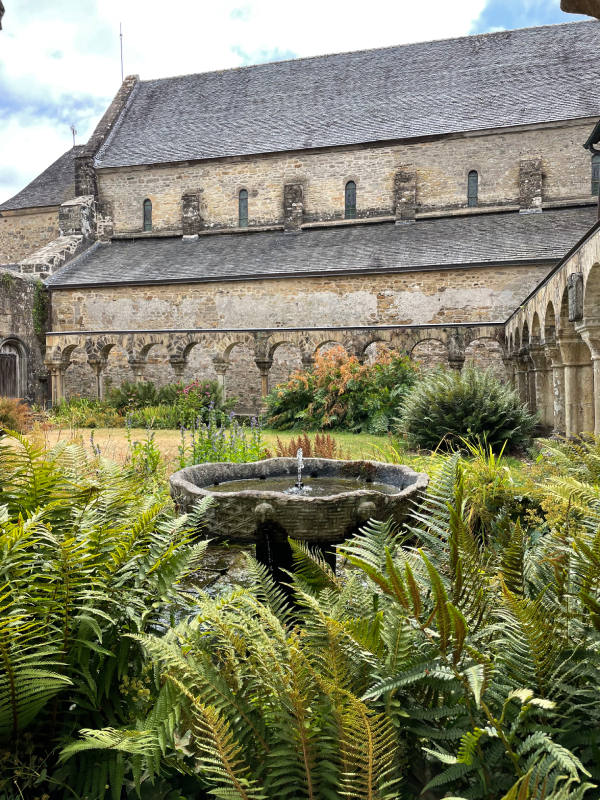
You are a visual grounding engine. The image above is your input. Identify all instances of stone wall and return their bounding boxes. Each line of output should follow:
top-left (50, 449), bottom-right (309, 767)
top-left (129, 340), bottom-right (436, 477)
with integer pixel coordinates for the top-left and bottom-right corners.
top-left (0, 208), bottom-right (59, 264)
top-left (51, 263), bottom-right (551, 333)
top-left (54, 263), bottom-right (535, 409)
top-left (96, 121), bottom-right (596, 234)
top-left (0, 269), bottom-right (47, 403)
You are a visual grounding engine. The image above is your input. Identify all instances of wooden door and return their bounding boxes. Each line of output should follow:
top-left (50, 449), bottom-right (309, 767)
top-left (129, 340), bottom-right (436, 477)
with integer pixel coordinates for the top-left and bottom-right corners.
top-left (0, 353), bottom-right (18, 397)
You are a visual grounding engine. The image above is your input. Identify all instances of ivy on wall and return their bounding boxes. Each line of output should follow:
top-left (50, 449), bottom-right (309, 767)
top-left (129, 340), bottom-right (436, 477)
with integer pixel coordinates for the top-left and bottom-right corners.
top-left (33, 279), bottom-right (49, 354)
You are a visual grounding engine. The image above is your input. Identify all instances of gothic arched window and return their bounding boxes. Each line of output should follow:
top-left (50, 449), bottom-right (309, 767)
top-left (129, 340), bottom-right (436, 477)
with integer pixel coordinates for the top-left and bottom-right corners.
top-left (467, 171), bottom-right (478, 208)
top-left (592, 155), bottom-right (600, 197)
top-left (345, 180), bottom-right (356, 219)
top-left (143, 199), bottom-right (152, 231)
top-left (239, 189), bottom-right (248, 228)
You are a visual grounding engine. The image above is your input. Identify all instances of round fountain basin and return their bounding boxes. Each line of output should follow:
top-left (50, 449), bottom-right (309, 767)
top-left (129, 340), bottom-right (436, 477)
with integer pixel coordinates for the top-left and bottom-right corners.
top-left (170, 458), bottom-right (429, 545)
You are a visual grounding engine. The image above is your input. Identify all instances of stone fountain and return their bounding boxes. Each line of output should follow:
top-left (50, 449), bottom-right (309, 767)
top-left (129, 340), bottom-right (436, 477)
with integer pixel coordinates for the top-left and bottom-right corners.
top-left (170, 452), bottom-right (428, 584)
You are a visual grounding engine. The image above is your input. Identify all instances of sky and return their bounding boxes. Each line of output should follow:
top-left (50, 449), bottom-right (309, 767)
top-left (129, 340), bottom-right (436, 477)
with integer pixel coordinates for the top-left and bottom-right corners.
top-left (0, 0), bottom-right (590, 205)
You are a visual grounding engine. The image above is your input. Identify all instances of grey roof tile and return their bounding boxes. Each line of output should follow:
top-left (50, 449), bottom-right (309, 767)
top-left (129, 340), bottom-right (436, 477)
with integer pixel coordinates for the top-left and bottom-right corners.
top-left (47, 206), bottom-right (597, 288)
top-left (95, 21), bottom-right (600, 169)
top-left (0, 147), bottom-right (85, 212)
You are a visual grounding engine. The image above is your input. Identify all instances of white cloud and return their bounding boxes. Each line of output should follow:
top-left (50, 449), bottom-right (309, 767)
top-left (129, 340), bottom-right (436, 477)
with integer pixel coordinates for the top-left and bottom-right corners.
top-left (0, 0), bottom-right (487, 204)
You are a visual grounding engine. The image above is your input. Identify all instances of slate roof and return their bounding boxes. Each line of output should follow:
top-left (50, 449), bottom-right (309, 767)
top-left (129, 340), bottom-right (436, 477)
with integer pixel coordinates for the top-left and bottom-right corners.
top-left (0, 147), bottom-right (84, 212)
top-left (95, 21), bottom-right (600, 169)
top-left (47, 206), bottom-right (597, 289)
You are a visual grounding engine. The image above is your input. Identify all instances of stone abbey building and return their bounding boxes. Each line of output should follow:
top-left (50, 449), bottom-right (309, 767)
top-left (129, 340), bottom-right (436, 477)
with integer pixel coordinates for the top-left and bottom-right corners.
top-left (2, 20), bottom-right (600, 430)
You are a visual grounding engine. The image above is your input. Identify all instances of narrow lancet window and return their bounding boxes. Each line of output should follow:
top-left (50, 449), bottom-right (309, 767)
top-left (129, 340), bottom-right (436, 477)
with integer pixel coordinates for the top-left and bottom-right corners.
top-left (239, 189), bottom-right (248, 228)
top-left (143, 199), bottom-right (152, 231)
top-left (345, 180), bottom-right (356, 219)
top-left (467, 171), bottom-right (478, 208)
top-left (592, 155), bottom-right (600, 197)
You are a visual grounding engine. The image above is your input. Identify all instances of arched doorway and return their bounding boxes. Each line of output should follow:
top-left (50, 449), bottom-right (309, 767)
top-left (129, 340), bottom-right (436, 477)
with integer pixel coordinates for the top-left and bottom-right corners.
top-left (0, 338), bottom-right (27, 399)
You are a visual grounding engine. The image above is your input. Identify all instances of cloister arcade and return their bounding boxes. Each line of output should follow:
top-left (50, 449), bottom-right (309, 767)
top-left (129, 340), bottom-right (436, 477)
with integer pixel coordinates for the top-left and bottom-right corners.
top-left (505, 220), bottom-right (600, 436)
top-left (45, 323), bottom-right (506, 413)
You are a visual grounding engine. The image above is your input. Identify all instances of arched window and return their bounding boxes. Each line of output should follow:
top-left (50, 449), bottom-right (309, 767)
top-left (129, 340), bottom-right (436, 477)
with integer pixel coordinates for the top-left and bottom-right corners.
top-left (345, 180), bottom-right (356, 219)
top-left (239, 189), bottom-right (248, 228)
top-left (143, 199), bottom-right (152, 231)
top-left (592, 155), bottom-right (600, 197)
top-left (467, 171), bottom-right (478, 208)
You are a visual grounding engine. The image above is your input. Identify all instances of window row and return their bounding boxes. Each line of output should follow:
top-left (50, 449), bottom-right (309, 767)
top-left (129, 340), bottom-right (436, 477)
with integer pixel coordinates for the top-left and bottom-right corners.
top-left (140, 160), bottom-right (600, 230)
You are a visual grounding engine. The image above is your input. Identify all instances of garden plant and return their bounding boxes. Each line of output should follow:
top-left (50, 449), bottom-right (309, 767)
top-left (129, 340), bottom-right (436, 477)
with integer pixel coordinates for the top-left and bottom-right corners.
top-left (397, 365), bottom-right (537, 451)
top-left (266, 345), bottom-right (417, 433)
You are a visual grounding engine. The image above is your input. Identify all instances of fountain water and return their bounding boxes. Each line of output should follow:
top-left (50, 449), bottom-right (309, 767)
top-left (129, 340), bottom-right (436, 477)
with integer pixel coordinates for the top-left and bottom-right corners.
top-left (296, 448), bottom-right (304, 490)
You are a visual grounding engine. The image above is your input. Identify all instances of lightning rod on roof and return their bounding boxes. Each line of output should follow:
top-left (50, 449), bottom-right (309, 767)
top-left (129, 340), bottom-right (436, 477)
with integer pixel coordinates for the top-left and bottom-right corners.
top-left (120, 23), bottom-right (124, 83)
top-left (70, 125), bottom-right (77, 147)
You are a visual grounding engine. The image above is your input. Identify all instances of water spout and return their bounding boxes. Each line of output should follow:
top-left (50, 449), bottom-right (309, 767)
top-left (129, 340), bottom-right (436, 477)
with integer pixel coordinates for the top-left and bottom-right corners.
top-left (295, 448), bottom-right (304, 489)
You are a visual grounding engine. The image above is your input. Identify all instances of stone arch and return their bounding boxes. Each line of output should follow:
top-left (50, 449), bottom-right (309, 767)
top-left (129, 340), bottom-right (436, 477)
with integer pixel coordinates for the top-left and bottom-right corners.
top-left (270, 341), bottom-right (304, 389)
top-left (64, 345), bottom-right (96, 399)
top-left (410, 338), bottom-right (450, 371)
top-left (521, 320), bottom-right (530, 347)
top-left (226, 341), bottom-right (262, 413)
top-left (0, 335), bottom-right (28, 399)
top-left (103, 344), bottom-right (133, 394)
top-left (180, 340), bottom-right (219, 387)
top-left (531, 312), bottom-right (541, 342)
top-left (514, 328), bottom-right (521, 349)
top-left (464, 337), bottom-right (507, 380)
top-left (142, 342), bottom-right (172, 388)
top-left (584, 262), bottom-right (600, 319)
top-left (313, 338), bottom-right (349, 357)
top-left (544, 301), bottom-right (556, 340)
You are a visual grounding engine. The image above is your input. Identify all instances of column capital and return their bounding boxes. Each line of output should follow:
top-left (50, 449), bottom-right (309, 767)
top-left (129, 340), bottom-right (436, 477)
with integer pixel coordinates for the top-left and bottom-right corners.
top-left (254, 358), bottom-right (273, 377)
top-left (88, 357), bottom-right (107, 375)
top-left (212, 358), bottom-right (230, 376)
top-left (169, 356), bottom-right (187, 378)
top-left (575, 321), bottom-right (600, 359)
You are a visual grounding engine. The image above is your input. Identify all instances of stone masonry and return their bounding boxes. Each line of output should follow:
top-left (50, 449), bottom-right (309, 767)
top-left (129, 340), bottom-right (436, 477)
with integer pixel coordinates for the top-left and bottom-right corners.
top-left (97, 122), bottom-right (598, 236)
top-left (0, 209), bottom-right (60, 264)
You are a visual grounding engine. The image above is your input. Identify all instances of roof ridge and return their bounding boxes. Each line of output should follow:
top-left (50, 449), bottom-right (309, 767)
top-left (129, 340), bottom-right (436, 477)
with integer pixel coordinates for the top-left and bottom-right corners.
top-left (135, 19), bottom-right (596, 84)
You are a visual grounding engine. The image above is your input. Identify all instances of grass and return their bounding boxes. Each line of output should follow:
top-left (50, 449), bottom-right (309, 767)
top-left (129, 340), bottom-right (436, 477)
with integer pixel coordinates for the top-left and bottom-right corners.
top-left (35, 425), bottom-right (393, 471)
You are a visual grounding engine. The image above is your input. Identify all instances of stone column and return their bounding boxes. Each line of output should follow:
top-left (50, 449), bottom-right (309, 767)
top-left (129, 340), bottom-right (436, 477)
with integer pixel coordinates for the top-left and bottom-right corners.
top-left (212, 359), bottom-right (229, 402)
top-left (544, 341), bottom-right (565, 435)
top-left (301, 354), bottom-right (315, 370)
top-left (447, 336), bottom-right (465, 372)
top-left (128, 358), bottom-right (146, 384)
top-left (169, 357), bottom-right (187, 381)
top-left (514, 355), bottom-right (529, 405)
top-left (88, 358), bottom-right (107, 400)
top-left (575, 322), bottom-right (600, 435)
top-left (46, 363), bottom-right (67, 405)
top-left (556, 332), bottom-right (593, 437)
top-left (255, 359), bottom-right (273, 413)
top-left (503, 355), bottom-right (516, 390)
top-left (529, 345), bottom-right (551, 427)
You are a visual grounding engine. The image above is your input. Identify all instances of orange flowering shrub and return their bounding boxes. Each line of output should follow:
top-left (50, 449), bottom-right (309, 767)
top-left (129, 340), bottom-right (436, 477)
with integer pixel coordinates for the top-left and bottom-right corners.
top-left (266, 345), bottom-right (416, 433)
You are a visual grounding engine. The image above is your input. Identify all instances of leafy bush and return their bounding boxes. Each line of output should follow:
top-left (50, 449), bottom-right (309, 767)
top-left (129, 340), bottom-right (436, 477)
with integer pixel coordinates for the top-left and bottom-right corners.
top-left (397, 365), bottom-right (537, 451)
top-left (0, 432), bottom-right (211, 799)
top-left (51, 396), bottom-right (125, 428)
top-left (267, 345), bottom-right (417, 433)
top-left (0, 396), bottom-right (30, 433)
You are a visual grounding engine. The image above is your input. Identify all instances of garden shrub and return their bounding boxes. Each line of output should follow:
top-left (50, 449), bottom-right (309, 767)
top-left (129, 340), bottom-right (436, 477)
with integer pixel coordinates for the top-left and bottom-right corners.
top-left (267, 345), bottom-right (417, 433)
top-left (51, 379), bottom-right (237, 429)
top-left (0, 396), bottom-right (31, 433)
top-left (397, 365), bottom-right (537, 451)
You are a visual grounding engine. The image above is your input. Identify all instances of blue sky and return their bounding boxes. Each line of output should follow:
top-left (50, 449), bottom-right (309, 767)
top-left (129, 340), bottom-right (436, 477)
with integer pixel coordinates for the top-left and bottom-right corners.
top-left (0, 0), bottom-right (592, 204)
